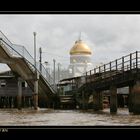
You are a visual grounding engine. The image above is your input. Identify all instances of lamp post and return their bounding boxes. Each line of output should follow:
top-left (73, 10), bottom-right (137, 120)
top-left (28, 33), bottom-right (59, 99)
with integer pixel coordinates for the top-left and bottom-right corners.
top-left (53, 59), bottom-right (56, 87)
top-left (33, 32), bottom-right (38, 110)
top-left (39, 47), bottom-right (42, 73)
top-left (53, 59), bottom-right (57, 94)
top-left (57, 63), bottom-right (60, 83)
top-left (44, 61), bottom-right (48, 68)
top-left (33, 32), bottom-right (37, 68)
top-left (44, 61), bottom-right (48, 76)
top-left (57, 63), bottom-right (61, 95)
top-left (44, 61), bottom-right (51, 82)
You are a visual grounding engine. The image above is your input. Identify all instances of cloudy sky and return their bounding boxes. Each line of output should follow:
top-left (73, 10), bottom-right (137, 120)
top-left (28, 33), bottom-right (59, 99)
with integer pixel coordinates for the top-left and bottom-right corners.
top-left (0, 14), bottom-right (140, 72)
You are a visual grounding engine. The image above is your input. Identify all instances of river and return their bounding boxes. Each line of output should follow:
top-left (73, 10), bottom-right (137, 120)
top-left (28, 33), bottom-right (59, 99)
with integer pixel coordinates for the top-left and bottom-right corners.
top-left (0, 108), bottom-right (140, 126)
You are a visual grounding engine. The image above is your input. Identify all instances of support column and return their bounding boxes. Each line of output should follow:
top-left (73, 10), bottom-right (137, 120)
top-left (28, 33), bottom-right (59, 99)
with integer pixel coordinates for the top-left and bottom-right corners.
top-left (128, 85), bottom-right (134, 113)
top-left (82, 91), bottom-right (89, 110)
top-left (99, 92), bottom-right (103, 110)
top-left (82, 91), bottom-right (86, 110)
top-left (85, 95), bottom-right (89, 110)
top-left (17, 77), bottom-right (22, 110)
top-left (93, 91), bottom-right (102, 111)
top-left (11, 97), bottom-right (14, 108)
top-left (9, 97), bottom-right (11, 108)
top-left (133, 81), bottom-right (140, 114)
top-left (14, 97), bottom-right (17, 108)
top-left (22, 96), bottom-right (25, 108)
top-left (33, 79), bottom-right (38, 110)
top-left (110, 85), bottom-right (117, 113)
top-left (0, 97), bottom-right (1, 108)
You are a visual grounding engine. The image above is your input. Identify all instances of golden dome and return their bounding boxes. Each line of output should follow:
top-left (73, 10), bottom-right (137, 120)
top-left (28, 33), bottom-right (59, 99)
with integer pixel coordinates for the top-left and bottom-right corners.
top-left (70, 40), bottom-right (92, 55)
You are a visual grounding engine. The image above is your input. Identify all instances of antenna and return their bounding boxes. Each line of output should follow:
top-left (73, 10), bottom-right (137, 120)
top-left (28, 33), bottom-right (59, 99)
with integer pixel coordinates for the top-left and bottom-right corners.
top-left (78, 32), bottom-right (82, 41)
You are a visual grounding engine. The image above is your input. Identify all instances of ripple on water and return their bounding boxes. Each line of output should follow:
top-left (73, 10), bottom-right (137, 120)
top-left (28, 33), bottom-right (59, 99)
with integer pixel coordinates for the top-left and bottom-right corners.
top-left (0, 108), bottom-right (140, 126)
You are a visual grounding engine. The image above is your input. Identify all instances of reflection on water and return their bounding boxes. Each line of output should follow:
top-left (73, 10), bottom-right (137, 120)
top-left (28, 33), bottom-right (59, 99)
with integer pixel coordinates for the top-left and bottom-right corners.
top-left (0, 108), bottom-right (140, 126)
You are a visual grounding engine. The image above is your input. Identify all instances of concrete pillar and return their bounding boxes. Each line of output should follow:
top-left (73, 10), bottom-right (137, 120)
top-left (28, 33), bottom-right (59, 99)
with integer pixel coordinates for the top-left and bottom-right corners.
top-left (11, 97), bottom-right (14, 108)
top-left (7, 97), bottom-right (9, 108)
top-left (128, 85), bottom-right (134, 112)
top-left (82, 91), bottom-right (89, 110)
top-left (33, 80), bottom-right (38, 110)
top-left (133, 81), bottom-right (140, 114)
top-left (0, 97), bottom-right (2, 108)
top-left (93, 91), bottom-right (102, 111)
top-left (29, 97), bottom-right (31, 107)
top-left (17, 77), bottom-right (22, 110)
top-left (3, 97), bottom-right (6, 108)
top-left (110, 85), bottom-right (117, 113)
top-left (14, 97), bottom-right (17, 108)
top-left (21, 96), bottom-right (23, 108)
top-left (1, 97), bottom-right (3, 108)
top-left (0, 97), bottom-right (1, 108)
top-left (9, 97), bottom-right (12, 108)
top-left (85, 99), bottom-right (89, 110)
top-left (82, 91), bottom-right (85, 110)
top-left (98, 92), bottom-right (103, 110)
top-left (93, 91), bottom-right (100, 111)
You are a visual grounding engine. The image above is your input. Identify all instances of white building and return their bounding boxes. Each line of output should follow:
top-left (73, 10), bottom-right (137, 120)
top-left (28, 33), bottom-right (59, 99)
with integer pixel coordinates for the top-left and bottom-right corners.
top-left (52, 39), bottom-right (93, 83)
top-left (68, 39), bottom-right (93, 77)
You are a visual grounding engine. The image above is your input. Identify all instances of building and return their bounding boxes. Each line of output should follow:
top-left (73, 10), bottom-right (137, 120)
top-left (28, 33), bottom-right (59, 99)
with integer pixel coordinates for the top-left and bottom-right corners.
top-left (55, 39), bottom-right (93, 82)
top-left (68, 39), bottom-right (93, 77)
top-left (56, 39), bottom-right (93, 109)
top-left (0, 71), bottom-right (33, 108)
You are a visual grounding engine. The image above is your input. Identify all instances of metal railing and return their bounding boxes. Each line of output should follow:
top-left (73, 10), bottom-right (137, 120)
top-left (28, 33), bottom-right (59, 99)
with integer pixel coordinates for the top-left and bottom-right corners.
top-left (80, 51), bottom-right (140, 86)
top-left (0, 31), bottom-right (57, 93)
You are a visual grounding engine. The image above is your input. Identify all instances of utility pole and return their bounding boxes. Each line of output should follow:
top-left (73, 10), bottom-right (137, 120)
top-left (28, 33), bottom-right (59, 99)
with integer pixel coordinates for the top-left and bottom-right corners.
top-left (58, 63), bottom-right (60, 83)
top-left (39, 47), bottom-right (42, 73)
top-left (45, 61), bottom-right (50, 82)
top-left (53, 59), bottom-right (56, 109)
top-left (44, 61), bottom-right (48, 74)
top-left (33, 32), bottom-right (38, 110)
top-left (53, 59), bottom-right (56, 87)
top-left (33, 32), bottom-right (37, 68)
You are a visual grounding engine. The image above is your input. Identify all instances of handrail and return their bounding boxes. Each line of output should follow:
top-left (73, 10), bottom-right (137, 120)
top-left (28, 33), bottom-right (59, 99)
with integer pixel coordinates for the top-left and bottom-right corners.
top-left (85, 51), bottom-right (139, 75)
top-left (0, 30), bottom-right (57, 93)
top-left (80, 51), bottom-right (140, 87)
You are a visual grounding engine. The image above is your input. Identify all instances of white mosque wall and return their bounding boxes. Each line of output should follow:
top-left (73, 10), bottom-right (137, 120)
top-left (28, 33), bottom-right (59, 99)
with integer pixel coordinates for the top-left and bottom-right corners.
top-left (70, 54), bottom-right (91, 64)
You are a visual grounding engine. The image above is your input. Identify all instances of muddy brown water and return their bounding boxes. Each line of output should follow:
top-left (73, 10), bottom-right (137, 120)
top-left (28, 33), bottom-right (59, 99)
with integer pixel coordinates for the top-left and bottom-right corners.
top-left (0, 108), bottom-right (140, 126)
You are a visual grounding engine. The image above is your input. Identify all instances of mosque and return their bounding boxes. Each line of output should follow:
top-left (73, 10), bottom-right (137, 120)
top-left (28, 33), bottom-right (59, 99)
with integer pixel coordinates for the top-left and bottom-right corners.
top-left (68, 39), bottom-right (93, 77)
top-left (58, 38), bottom-right (93, 81)
top-left (58, 38), bottom-right (129, 109)
top-left (58, 38), bottom-right (93, 104)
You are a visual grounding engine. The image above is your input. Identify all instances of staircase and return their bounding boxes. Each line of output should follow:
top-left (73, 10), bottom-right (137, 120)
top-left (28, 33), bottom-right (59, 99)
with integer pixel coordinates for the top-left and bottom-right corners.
top-left (0, 31), bottom-right (57, 97)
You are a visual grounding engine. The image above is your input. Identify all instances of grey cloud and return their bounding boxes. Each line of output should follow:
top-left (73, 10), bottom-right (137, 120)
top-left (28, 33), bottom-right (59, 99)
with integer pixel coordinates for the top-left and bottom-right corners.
top-left (0, 14), bottom-right (140, 71)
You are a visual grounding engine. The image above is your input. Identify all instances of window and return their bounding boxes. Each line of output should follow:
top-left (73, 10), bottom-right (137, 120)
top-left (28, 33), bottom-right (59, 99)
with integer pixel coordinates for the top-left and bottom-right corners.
top-left (22, 81), bottom-right (28, 88)
top-left (69, 68), bottom-right (72, 74)
top-left (0, 80), bottom-right (6, 87)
